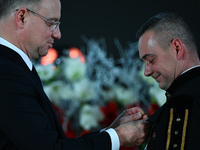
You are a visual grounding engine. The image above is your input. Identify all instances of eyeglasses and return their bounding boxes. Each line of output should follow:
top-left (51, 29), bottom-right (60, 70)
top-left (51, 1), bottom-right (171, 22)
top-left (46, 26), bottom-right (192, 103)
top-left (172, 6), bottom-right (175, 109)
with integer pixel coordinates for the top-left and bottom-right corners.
top-left (16, 8), bottom-right (60, 32)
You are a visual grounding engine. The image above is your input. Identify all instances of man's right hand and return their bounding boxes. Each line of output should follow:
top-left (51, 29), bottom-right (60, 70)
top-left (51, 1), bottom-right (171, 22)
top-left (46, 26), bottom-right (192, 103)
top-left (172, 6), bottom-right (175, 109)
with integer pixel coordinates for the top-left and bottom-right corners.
top-left (114, 119), bottom-right (152, 147)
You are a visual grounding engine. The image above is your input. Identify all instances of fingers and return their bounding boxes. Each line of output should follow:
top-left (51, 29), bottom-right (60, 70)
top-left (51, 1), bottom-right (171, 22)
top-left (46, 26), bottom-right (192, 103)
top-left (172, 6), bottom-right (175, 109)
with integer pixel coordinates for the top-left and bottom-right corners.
top-left (126, 107), bottom-right (145, 116)
top-left (120, 107), bottom-right (149, 124)
top-left (120, 112), bottom-right (142, 124)
top-left (109, 107), bottom-right (150, 136)
top-left (128, 112), bottom-right (143, 120)
top-left (139, 120), bottom-right (153, 129)
top-left (143, 114), bottom-right (148, 120)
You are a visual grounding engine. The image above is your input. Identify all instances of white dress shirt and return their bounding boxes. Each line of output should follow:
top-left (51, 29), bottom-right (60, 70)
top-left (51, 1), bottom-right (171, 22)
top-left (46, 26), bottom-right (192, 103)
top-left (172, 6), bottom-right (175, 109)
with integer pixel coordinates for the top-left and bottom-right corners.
top-left (0, 37), bottom-right (32, 70)
top-left (104, 128), bottom-right (120, 150)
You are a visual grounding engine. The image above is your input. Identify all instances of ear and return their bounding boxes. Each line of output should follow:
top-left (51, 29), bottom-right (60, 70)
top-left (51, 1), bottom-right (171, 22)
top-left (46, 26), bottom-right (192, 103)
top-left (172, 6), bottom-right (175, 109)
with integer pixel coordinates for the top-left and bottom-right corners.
top-left (15, 8), bottom-right (28, 29)
top-left (171, 38), bottom-right (184, 60)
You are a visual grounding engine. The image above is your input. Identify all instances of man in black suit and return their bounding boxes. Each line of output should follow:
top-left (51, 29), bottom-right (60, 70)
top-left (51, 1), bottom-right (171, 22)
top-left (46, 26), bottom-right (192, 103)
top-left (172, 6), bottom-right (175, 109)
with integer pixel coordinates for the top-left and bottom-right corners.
top-left (136, 12), bottom-right (200, 149)
top-left (0, 0), bottom-right (151, 149)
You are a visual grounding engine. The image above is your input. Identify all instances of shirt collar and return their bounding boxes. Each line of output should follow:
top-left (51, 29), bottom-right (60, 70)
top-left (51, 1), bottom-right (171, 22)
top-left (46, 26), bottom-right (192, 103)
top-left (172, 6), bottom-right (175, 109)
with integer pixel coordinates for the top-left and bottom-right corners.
top-left (181, 65), bottom-right (200, 75)
top-left (0, 37), bottom-right (33, 70)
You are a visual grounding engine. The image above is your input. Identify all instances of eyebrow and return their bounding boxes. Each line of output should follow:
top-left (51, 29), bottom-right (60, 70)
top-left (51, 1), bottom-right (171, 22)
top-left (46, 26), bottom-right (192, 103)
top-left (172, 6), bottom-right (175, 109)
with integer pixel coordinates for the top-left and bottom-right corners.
top-left (141, 54), bottom-right (155, 60)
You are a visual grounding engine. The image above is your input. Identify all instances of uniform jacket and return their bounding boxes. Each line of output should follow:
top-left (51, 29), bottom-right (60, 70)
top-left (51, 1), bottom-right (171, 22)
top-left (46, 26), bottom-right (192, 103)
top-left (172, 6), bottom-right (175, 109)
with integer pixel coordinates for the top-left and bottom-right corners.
top-left (146, 66), bottom-right (200, 150)
top-left (0, 45), bottom-right (111, 150)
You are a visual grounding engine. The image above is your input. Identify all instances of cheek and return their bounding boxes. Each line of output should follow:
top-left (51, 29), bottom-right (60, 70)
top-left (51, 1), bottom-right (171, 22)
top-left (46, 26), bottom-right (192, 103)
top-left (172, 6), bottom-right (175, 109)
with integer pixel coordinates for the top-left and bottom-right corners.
top-left (35, 32), bottom-right (51, 45)
top-left (32, 23), bottom-right (51, 40)
top-left (153, 59), bottom-right (169, 74)
top-left (159, 62), bottom-right (175, 80)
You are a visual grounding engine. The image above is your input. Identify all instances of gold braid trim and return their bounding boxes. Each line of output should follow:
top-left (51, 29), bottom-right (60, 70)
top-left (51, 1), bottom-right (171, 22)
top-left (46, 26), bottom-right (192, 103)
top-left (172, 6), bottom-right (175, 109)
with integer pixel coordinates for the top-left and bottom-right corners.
top-left (166, 108), bottom-right (173, 150)
top-left (180, 109), bottom-right (189, 150)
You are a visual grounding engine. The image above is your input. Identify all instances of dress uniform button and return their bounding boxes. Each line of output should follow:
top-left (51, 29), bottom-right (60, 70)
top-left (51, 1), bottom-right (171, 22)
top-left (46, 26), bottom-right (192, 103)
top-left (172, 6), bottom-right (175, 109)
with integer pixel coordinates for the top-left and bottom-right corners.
top-left (176, 118), bottom-right (181, 122)
top-left (173, 144), bottom-right (177, 148)
top-left (174, 131), bottom-right (178, 135)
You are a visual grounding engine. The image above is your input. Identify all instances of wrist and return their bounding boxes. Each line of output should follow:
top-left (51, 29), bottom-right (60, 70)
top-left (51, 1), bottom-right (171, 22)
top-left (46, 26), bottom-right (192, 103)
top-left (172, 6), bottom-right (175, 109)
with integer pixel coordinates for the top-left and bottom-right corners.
top-left (114, 127), bottom-right (124, 147)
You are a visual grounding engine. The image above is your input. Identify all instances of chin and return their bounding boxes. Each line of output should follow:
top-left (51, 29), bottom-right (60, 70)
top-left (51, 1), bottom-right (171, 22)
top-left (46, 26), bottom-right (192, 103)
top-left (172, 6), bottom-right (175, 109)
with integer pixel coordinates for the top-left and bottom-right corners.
top-left (43, 52), bottom-right (48, 56)
top-left (41, 50), bottom-right (49, 57)
top-left (159, 83), bottom-right (165, 90)
top-left (159, 85), bottom-right (168, 91)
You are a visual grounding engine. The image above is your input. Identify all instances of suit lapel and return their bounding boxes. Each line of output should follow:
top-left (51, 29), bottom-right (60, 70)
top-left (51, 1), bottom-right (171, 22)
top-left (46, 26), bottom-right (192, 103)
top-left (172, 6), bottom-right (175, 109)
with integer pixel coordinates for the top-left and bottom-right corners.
top-left (0, 45), bottom-right (43, 88)
top-left (0, 45), bottom-right (66, 137)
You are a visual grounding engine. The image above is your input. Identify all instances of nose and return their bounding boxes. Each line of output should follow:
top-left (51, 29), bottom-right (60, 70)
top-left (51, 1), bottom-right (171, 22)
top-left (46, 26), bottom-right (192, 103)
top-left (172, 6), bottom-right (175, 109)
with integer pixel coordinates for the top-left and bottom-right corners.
top-left (144, 63), bottom-right (153, 77)
top-left (52, 26), bottom-right (61, 39)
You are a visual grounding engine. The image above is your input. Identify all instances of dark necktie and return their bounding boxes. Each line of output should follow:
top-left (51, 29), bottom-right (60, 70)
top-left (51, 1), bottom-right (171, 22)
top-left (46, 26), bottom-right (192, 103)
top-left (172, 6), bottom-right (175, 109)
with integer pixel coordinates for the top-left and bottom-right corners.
top-left (32, 65), bottom-right (43, 88)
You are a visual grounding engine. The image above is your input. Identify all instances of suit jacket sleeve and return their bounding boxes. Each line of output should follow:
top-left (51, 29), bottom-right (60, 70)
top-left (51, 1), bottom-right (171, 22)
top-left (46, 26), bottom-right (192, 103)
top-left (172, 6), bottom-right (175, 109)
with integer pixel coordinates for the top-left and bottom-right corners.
top-left (0, 62), bottom-right (112, 150)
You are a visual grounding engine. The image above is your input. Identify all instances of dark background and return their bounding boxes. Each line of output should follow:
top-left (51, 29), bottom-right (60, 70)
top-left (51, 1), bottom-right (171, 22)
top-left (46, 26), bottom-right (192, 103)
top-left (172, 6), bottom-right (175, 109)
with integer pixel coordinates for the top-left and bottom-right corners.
top-left (55, 0), bottom-right (200, 60)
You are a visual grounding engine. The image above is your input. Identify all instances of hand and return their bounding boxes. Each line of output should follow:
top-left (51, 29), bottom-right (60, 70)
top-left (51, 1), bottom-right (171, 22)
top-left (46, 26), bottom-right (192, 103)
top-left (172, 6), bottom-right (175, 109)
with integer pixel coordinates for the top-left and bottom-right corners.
top-left (109, 107), bottom-right (148, 129)
top-left (114, 119), bottom-right (152, 147)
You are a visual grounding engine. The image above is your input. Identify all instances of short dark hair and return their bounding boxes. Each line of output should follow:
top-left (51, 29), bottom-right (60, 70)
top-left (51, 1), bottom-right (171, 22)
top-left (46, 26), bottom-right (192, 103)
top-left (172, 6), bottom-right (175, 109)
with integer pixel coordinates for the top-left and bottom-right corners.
top-left (136, 12), bottom-right (197, 52)
top-left (0, 0), bottom-right (41, 20)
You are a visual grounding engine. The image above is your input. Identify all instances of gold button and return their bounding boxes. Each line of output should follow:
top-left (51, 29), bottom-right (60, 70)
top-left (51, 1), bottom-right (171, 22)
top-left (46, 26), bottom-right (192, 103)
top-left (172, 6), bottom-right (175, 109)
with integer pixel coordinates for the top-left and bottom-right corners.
top-left (166, 92), bottom-right (171, 98)
top-left (173, 144), bottom-right (177, 148)
top-left (176, 118), bottom-right (181, 122)
top-left (174, 131), bottom-right (178, 135)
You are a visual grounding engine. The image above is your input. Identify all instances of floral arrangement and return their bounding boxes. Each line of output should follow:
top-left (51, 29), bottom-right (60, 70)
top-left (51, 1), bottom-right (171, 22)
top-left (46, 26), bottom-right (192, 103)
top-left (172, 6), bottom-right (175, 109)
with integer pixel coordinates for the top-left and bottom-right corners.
top-left (35, 37), bottom-right (166, 149)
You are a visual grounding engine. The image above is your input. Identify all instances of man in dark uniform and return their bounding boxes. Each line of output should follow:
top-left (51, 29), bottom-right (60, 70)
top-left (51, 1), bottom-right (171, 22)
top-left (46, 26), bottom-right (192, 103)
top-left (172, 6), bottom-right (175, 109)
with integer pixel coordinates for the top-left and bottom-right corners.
top-left (136, 12), bottom-right (200, 149)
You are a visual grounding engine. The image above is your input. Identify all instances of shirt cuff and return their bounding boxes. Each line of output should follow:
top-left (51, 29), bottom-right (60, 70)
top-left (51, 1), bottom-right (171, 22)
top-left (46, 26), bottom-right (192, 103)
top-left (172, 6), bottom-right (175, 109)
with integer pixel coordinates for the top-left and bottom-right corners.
top-left (105, 128), bottom-right (120, 150)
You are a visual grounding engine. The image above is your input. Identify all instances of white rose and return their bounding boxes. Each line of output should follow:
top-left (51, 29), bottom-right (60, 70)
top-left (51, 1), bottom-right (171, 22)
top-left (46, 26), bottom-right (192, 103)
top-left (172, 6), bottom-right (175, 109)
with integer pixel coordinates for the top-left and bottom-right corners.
top-left (79, 104), bottom-right (104, 131)
top-left (35, 63), bottom-right (56, 81)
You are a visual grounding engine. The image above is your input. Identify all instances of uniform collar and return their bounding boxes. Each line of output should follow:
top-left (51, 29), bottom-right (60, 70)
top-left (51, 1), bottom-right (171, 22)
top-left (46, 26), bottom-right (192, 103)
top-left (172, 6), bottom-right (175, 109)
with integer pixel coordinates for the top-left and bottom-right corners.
top-left (166, 66), bottom-right (200, 97)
